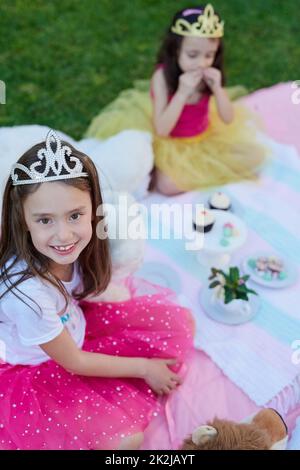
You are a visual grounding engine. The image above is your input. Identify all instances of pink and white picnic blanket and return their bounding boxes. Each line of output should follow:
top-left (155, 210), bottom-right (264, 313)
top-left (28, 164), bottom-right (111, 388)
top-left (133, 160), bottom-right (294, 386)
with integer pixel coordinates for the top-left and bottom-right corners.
top-left (140, 82), bottom-right (300, 449)
top-left (138, 138), bottom-right (300, 405)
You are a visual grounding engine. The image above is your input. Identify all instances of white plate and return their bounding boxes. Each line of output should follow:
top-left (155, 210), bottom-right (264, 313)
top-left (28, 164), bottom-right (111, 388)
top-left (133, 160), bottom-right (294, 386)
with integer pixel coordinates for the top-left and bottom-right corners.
top-left (136, 262), bottom-right (182, 293)
top-left (200, 287), bottom-right (260, 325)
top-left (241, 253), bottom-right (298, 289)
top-left (192, 210), bottom-right (248, 254)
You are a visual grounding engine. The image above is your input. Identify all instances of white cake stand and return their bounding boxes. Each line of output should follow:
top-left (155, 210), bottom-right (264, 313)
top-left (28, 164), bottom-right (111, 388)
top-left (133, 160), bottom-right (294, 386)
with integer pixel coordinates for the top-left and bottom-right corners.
top-left (194, 210), bottom-right (248, 269)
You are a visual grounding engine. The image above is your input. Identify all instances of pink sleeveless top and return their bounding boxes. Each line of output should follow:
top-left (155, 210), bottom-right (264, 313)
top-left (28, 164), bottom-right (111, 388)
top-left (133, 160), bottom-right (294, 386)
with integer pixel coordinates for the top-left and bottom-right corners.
top-left (169, 94), bottom-right (210, 138)
top-left (151, 65), bottom-right (210, 138)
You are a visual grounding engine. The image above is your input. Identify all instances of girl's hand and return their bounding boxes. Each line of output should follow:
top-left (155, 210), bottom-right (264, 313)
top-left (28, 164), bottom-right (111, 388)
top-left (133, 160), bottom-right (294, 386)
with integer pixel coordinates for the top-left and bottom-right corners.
top-left (178, 69), bottom-right (203, 99)
top-left (203, 67), bottom-right (222, 92)
top-left (143, 358), bottom-right (183, 395)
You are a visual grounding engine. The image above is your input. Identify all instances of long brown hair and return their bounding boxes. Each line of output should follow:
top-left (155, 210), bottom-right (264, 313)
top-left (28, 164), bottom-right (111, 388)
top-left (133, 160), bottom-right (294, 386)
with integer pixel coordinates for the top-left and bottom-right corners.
top-left (156, 5), bottom-right (225, 95)
top-left (0, 140), bottom-right (111, 314)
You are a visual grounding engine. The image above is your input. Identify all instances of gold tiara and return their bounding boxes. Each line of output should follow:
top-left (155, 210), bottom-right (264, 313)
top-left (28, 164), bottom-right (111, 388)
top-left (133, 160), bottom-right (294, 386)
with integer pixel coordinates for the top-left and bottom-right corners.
top-left (171, 4), bottom-right (224, 38)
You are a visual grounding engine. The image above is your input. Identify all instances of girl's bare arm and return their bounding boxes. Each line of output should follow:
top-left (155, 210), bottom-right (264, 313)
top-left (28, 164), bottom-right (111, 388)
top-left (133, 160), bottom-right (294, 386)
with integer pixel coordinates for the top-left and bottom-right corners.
top-left (40, 329), bottom-right (182, 394)
top-left (152, 68), bottom-right (202, 136)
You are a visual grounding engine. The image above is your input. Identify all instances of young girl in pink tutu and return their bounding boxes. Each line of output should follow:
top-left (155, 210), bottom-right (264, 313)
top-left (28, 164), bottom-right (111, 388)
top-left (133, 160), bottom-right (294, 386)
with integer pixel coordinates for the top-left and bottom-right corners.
top-left (0, 130), bottom-right (194, 450)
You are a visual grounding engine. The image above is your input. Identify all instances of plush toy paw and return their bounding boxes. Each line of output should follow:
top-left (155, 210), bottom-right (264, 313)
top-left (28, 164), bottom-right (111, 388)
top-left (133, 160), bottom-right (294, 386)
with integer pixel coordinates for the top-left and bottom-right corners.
top-left (180, 408), bottom-right (288, 450)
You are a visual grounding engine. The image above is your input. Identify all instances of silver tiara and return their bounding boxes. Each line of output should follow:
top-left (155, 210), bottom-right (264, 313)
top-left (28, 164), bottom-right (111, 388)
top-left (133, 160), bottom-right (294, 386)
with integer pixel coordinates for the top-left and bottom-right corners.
top-left (10, 130), bottom-right (89, 186)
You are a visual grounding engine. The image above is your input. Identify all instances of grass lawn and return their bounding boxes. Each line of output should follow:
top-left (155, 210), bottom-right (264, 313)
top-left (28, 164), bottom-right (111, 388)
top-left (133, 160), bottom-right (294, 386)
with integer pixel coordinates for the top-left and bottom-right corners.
top-left (0, 0), bottom-right (299, 138)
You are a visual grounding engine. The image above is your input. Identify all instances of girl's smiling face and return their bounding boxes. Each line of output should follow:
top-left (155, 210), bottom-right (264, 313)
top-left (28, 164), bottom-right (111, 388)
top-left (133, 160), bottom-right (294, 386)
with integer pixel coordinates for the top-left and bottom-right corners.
top-left (23, 181), bottom-right (93, 279)
top-left (178, 36), bottom-right (219, 72)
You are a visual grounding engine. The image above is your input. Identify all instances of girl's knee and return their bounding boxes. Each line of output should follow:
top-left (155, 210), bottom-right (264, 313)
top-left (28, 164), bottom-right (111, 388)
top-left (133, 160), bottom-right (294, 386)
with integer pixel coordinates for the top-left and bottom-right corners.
top-left (155, 171), bottom-right (183, 196)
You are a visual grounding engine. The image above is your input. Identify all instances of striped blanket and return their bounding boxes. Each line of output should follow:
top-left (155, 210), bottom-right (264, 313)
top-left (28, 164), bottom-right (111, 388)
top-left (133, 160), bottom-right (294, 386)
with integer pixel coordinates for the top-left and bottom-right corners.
top-left (137, 137), bottom-right (300, 412)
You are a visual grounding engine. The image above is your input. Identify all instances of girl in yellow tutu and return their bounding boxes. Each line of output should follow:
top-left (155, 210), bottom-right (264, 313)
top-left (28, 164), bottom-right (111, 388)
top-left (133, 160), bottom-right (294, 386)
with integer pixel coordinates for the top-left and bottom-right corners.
top-left (87, 4), bottom-right (269, 195)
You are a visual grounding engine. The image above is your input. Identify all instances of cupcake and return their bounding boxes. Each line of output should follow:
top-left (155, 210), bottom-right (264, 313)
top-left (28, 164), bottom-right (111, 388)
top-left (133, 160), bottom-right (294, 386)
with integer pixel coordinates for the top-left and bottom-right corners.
top-left (208, 192), bottom-right (231, 211)
top-left (193, 209), bottom-right (215, 233)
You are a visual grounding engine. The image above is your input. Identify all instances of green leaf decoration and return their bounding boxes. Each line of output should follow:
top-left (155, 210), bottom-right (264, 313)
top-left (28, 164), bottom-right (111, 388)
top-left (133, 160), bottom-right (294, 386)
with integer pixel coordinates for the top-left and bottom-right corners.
top-left (236, 292), bottom-right (249, 301)
top-left (236, 285), bottom-right (248, 293)
top-left (209, 281), bottom-right (220, 289)
top-left (245, 288), bottom-right (258, 296)
top-left (224, 288), bottom-right (234, 304)
top-left (208, 265), bottom-right (258, 303)
top-left (229, 267), bottom-right (239, 282)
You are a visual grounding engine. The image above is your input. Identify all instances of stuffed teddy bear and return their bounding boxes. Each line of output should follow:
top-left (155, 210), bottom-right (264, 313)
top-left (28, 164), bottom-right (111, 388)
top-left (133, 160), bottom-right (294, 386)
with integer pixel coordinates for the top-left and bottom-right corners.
top-left (180, 408), bottom-right (288, 450)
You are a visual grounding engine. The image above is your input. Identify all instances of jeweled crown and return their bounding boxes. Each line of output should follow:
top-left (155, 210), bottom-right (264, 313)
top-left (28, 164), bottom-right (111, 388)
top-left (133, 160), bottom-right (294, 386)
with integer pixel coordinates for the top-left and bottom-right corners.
top-left (171, 4), bottom-right (224, 38)
top-left (10, 130), bottom-right (88, 186)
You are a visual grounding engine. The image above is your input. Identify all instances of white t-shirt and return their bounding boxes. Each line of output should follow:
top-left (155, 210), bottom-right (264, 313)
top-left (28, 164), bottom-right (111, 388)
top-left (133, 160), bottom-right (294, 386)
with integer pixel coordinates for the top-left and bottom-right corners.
top-left (0, 259), bottom-right (86, 365)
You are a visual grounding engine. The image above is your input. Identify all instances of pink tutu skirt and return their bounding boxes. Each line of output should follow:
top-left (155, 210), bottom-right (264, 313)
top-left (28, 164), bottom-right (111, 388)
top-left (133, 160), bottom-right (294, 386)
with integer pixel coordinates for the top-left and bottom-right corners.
top-left (0, 282), bottom-right (194, 449)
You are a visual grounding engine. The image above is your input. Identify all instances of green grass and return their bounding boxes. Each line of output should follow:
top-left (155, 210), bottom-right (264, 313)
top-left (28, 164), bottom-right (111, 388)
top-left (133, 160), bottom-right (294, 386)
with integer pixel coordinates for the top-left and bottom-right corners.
top-left (0, 0), bottom-right (299, 138)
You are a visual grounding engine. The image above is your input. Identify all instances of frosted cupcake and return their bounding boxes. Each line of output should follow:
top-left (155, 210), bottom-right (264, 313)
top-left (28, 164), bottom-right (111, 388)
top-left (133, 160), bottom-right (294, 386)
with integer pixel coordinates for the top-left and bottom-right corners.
top-left (193, 209), bottom-right (215, 233)
top-left (208, 192), bottom-right (231, 211)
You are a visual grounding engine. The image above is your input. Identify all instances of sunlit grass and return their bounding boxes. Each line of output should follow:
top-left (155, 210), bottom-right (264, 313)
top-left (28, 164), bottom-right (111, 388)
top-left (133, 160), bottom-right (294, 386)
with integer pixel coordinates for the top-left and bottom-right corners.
top-left (0, 0), bottom-right (299, 138)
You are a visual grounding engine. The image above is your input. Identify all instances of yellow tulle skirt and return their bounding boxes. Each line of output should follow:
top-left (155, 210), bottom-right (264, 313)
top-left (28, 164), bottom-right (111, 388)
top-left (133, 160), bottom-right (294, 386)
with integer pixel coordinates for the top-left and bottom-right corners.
top-left (86, 83), bottom-right (270, 191)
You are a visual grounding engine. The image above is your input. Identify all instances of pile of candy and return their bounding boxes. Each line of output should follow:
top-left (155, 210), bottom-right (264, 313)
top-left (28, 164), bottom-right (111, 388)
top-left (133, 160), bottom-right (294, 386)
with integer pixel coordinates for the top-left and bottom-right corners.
top-left (247, 256), bottom-right (287, 281)
top-left (220, 222), bottom-right (239, 246)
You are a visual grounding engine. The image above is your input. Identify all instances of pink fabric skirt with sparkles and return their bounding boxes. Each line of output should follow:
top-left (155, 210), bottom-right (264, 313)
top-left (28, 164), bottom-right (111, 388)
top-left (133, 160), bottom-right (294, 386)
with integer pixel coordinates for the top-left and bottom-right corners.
top-left (0, 283), bottom-right (194, 450)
